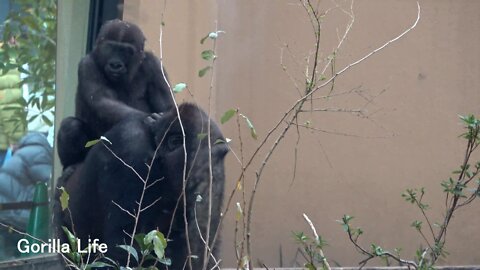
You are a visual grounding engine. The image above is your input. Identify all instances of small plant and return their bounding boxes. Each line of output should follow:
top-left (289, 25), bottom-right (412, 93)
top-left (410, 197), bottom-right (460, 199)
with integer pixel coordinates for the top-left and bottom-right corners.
top-left (402, 114), bottom-right (480, 266)
top-left (59, 187), bottom-right (171, 270)
top-left (292, 214), bottom-right (332, 270)
top-left (334, 114), bottom-right (480, 269)
top-left (61, 226), bottom-right (170, 270)
top-left (293, 231), bottom-right (328, 270)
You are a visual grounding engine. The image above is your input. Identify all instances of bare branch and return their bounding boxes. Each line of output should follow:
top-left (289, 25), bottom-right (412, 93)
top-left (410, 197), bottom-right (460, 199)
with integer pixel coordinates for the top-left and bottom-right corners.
top-left (112, 201), bottom-right (136, 218)
top-left (140, 197), bottom-right (162, 213)
top-left (146, 177), bottom-right (164, 190)
top-left (102, 142), bottom-right (146, 184)
top-left (299, 107), bottom-right (364, 113)
top-left (157, 2), bottom-right (193, 268)
top-left (194, 201), bottom-right (221, 270)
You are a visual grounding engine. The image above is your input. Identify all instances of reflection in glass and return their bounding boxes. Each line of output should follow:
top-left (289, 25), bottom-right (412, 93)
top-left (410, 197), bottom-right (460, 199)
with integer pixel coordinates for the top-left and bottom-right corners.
top-left (0, 0), bottom-right (56, 261)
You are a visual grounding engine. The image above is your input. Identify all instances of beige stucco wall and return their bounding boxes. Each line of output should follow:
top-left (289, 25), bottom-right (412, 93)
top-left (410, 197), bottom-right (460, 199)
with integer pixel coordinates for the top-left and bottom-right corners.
top-left (125, 0), bottom-right (480, 267)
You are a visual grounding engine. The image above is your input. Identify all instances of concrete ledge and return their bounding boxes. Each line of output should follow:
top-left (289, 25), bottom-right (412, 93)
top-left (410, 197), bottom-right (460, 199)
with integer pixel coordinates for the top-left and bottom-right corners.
top-left (0, 254), bottom-right (64, 270)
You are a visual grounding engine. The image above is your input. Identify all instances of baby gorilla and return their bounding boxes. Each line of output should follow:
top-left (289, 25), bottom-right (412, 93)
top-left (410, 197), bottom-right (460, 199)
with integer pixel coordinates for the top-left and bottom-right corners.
top-left (55, 103), bottom-right (228, 270)
top-left (57, 19), bottom-right (173, 168)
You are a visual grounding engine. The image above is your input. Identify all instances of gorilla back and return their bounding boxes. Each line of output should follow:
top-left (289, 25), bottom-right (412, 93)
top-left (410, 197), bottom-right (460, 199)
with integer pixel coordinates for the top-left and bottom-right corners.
top-left (55, 103), bottom-right (228, 269)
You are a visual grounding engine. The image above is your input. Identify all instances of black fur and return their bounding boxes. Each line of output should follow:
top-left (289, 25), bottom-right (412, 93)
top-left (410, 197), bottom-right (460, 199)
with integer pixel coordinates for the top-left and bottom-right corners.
top-left (57, 19), bottom-right (173, 168)
top-left (54, 103), bottom-right (228, 269)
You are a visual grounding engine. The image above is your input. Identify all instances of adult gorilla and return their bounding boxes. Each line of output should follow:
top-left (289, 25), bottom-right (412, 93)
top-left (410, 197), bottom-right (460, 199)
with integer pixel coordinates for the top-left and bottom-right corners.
top-left (57, 20), bottom-right (174, 168)
top-left (55, 103), bottom-right (228, 270)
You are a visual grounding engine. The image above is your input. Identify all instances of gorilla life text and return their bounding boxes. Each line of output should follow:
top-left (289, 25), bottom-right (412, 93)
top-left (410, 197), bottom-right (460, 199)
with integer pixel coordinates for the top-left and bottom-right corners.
top-left (17, 238), bottom-right (107, 254)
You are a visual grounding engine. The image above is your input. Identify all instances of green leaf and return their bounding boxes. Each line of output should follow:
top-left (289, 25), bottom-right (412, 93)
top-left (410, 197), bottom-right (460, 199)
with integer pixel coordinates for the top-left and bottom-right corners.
top-left (85, 139), bottom-right (100, 148)
top-left (198, 66), bottom-right (211, 77)
top-left (58, 187), bottom-right (69, 211)
top-left (117, 245), bottom-right (139, 263)
top-left (343, 215), bottom-right (354, 223)
top-left (61, 226), bottom-right (78, 251)
top-left (305, 262), bottom-right (315, 270)
top-left (97, 257), bottom-right (119, 268)
top-left (371, 244), bottom-right (384, 256)
top-left (197, 133), bottom-right (207, 140)
top-left (235, 202), bottom-right (243, 221)
top-left (245, 117), bottom-right (257, 140)
top-left (143, 254), bottom-right (156, 262)
top-left (220, 109), bottom-right (236, 124)
top-left (144, 230), bottom-right (168, 260)
top-left (214, 138), bottom-right (226, 145)
top-left (201, 50), bottom-right (215, 61)
top-left (134, 233), bottom-right (148, 251)
top-left (293, 231), bottom-right (308, 242)
top-left (158, 257), bottom-right (172, 266)
top-left (18, 65), bottom-right (30, 75)
top-left (240, 114), bottom-right (257, 140)
top-left (213, 138), bottom-right (232, 145)
top-left (41, 115), bottom-right (53, 126)
top-left (173, 83), bottom-right (187, 93)
top-left (411, 220), bottom-right (423, 230)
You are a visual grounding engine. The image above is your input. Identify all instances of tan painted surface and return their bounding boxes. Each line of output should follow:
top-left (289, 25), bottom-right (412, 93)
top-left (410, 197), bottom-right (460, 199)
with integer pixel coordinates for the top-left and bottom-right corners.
top-left (125, 0), bottom-right (480, 267)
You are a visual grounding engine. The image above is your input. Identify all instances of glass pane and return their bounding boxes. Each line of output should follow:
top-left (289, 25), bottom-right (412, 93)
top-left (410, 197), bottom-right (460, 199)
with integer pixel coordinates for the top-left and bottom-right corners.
top-left (0, 0), bottom-right (56, 261)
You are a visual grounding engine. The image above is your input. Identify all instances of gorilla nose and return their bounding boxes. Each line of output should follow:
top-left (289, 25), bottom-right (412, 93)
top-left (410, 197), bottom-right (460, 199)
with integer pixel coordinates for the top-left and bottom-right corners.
top-left (108, 60), bottom-right (125, 72)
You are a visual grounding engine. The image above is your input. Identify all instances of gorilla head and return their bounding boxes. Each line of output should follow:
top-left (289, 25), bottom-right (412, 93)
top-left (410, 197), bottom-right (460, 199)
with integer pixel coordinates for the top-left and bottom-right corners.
top-left (92, 19), bottom-right (146, 83)
top-left (55, 103), bottom-right (228, 270)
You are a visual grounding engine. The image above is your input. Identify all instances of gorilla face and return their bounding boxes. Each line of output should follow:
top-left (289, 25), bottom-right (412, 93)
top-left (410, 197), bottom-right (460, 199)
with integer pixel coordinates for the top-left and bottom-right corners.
top-left (146, 104), bottom-right (229, 188)
top-left (98, 41), bottom-right (135, 81)
top-left (92, 20), bottom-right (146, 83)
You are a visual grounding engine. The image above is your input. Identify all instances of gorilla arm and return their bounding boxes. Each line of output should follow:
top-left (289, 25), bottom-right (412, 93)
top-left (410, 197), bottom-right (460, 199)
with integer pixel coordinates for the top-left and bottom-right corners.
top-left (76, 55), bottom-right (148, 131)
top-left (143, 51), bottom-right (175, 113)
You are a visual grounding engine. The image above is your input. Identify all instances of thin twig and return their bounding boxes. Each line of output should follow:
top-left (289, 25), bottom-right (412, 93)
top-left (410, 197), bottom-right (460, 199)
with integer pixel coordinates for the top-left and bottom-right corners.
top-left (302, 213), bottom-right (331, 270)
top-left (194, 201), bottom-right (221, 270)
top-left (202, 21), bottom-right (220, 270)
top-left (158, 1), bottom-right (193, 268)
top-left (299, 107), bottom-right (364, 113)
top-left (140, 197), bottom-right (162, 213)
top-left (112, 201), bottom-right (136, 218)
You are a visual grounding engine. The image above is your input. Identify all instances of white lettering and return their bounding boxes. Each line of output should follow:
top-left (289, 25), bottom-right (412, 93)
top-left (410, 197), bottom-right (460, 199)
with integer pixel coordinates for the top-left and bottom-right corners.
top-left (30, 243), bottom-right (40, 253)
top-left (17, 238), bottom-right (108, 254)
top-left (60, 243), bottom-right (70, 253)
top-left (98, 242), bottom-right (108, 253)
top-left (17, 239), bottom-right (29, 253)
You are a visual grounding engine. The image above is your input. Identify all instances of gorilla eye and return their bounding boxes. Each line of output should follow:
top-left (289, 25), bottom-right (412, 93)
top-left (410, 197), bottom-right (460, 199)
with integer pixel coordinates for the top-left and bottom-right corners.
top-left (126, 47), bottom-right (135, 56)
top-left (165, 134), bottom-right (183, 152)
